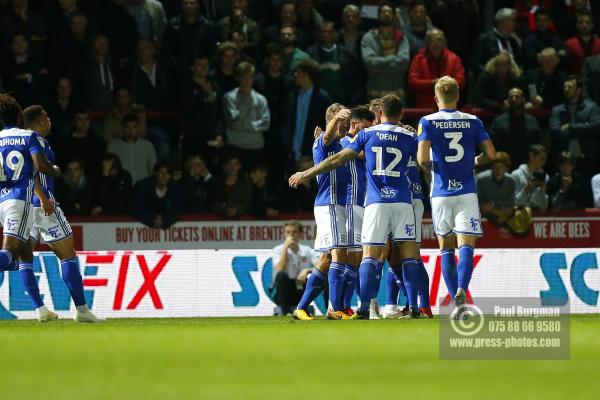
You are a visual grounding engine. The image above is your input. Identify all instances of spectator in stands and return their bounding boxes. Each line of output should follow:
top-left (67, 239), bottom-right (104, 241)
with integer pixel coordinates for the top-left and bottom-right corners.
top-left (283, 156), bottom-right (318, 212)
top-left (90, 153), bottom-right (133, 215)
top-left (557, 0), bottom-right (596, 39)
top-left (477, 151), bottom-right (516, 217)
top-left (102, 87), bottom-right (147, 143)
top-left (97, 0), bottom-right (139, 67)
top-left (131, 161), bottom-right (183, 229)
top-left (107, 113), bottom-right (157, 183)
top-left (126, 0), bottom-right (167, 47)
top-left (163, 0), bottom-right (217, 73)
top-left (475, 52), bottom-right (524, 113)
top-left (181, 154), bottom-right (214, 213)
top-left (131, 38), bottom-right (170, 110)
top-left (230, 29), bottom-right (256, 65)
top-left (218, 0), bottom-right (260, 56)
top-left (525, 47), bottom-right (565, 109)
top-left (592, 172), bottom-right (600, 208)
top-left (0, 0), bottom-right (47, 53)
top-left (48, 0), bottom-right (84, 46)
top-left (296, 0), bottom-right (324, 46)
top-left (407, 28), bottom-right (465, 109)
top-left (338, 4), bottom-right (363, 63)
top-left (549, 75), bottom-right (600, 180)
top-left (46, 77), bottom-right (76, 137)
top-left (209, 154), bottom-right (251, 218)
top-left (547, 151), bottom-right (591, 211)
top-left (281, 59), bottom-right (331, 163)
top-left (181, 55), bottom-right (220, 160)
top-left (428, 0), bottom-right (481, 64)
top-left (83, 34), bottom-right (116, 111)
top-left (212, 41), bottom-right (239, 95)
top-left (512, 144), bottom-right (550, 212)
top-left (280, 23), bottom-right (310, 75)
top-left (361, 2), bottom-right (410, 101)
top-left (61, 158), bottom-right (94, 216)
top-left (254, 45), bottom-right (294, 174)
top-left (490, 87), bottom-right (546, 169)
top-left (471, 8), bottom-right (521, 76)
top-left (54, 109), bottom-right (105, 176)
top-left (249, 162), bottom-right (281, 218)
top-left (564, 11), bottom-right (600, 74)
top-left (307, 21), bottom-right (360, 105)
top-left (1, 33), bottom-right (48, 107)
top-left (522, 8), bottom-right (566, 70)
top-left (403, 1), bottom-right (435, 59)
top-left (223, 62), bottom-right (270, 167)
top-left (580, 53), bottom-right (600, 106)
top-left (261, 0), bottom-right (305, 53)
top-left (270, 220), bottom-right (317, 316)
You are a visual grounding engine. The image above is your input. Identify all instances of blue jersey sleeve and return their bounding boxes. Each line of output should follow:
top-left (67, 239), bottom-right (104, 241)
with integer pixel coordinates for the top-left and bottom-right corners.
top-left (347, 130), bottom-right (366, 153)
top-left (417, 118), bottom-right (431, 142)
top-left (475, 119), bottom-right (490, 144)
top-left (28, 132), bottom-right (43, 155)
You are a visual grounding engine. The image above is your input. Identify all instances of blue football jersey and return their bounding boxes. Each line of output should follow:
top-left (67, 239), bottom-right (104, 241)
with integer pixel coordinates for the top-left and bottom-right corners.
top-left (418, 110), bottom-right (490, 198)
top-left (341, 135), bottom-right (366, 206)
top-left (313, 134), bottom-right (349, 207)
top-left (407, 134), bottom-right (424, 201)
top-left (0, 127), bottom-right (43, 203)
top-left (32, 137), bottom-right (56, 207)
top-left (347, 122), bottom-right (414, 206)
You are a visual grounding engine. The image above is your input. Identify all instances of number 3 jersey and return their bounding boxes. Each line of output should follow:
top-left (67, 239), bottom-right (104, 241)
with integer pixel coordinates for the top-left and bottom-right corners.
top-left (347, 122), bottom-right (415, 206)
top-left (0, 127), bottom-right (43, 203)
top-left (417, 109), bottom-right (490, 198)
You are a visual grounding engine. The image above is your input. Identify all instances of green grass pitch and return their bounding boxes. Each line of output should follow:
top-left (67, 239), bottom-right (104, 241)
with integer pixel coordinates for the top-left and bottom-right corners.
top-left (2, 315), bottom-right (599, 400)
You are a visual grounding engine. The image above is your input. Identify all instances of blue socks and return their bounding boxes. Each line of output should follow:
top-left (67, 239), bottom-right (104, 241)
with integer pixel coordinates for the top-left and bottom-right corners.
top-left (418, 259), bottom-right (430, 308)
top-left (441, 249), bottom-right (458, 298)
top-left (358, 257), bottom-right (377, 313)
top-left (386, 267), bottom-right (399, 305)
top-left (0, 249), bottom-right (16, 271)
top-left (61, 257), bottom-right (86, 306)
top-left (297, 268), bottom-right (325, 310)
top-left (457, 245), bottom-right (475, 291)
top-left (372, 261), bottom-right (384, 299)
top-left (19, 263), bottom-right (44, 308)
top-left (396, 258), bottom-right (419, 308)
top-left (342, 264), bottom-right (358, 309)
top-left (328, 262), bottom-right (345, 311)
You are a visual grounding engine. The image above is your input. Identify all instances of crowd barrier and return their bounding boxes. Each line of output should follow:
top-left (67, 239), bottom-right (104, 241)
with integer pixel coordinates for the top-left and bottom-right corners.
top-left (1, 248), bottom-right (598, 319)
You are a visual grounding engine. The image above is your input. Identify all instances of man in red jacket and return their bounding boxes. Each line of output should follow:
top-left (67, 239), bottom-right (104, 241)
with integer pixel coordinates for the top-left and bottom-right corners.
top-left (407, 28), bottom-right (466, 109)
top-left (564, 11), bottom-right (600, 74)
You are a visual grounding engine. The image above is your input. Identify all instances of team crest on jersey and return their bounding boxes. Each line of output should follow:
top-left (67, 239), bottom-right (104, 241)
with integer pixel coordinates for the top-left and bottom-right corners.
top-left (404, 224), bottom-right (415, 236)
top-left (0, 187), bottom-right (11, 197)
top-left (380, 186), bottom-right (396, 199)
top-left (447, 179), bottom-right (463, 191)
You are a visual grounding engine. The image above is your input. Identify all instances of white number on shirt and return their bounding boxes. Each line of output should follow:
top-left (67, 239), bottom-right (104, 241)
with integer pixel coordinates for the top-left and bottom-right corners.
top-left (372, 146), bottom-right (402, 177)
top-left (0, 151), bottom-right (25, 181)
top-left (444, 131), bottom-right (464, 162)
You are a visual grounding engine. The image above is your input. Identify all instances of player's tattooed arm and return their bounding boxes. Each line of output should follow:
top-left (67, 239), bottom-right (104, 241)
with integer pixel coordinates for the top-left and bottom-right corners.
top-left (475, 139), bottom-right (497, 166)
top-left (416, 140), bottom-right (432, 174)
top-left (289, 148), bottom-right (357, 188)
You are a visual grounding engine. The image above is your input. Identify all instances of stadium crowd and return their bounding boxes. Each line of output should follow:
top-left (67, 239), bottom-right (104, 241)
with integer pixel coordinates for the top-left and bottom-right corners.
top-left (2, 0), bottom-right (600, 228)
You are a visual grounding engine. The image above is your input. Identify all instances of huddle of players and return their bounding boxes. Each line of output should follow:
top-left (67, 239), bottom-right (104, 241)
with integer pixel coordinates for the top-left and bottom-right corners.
top-left (0, 94), bottom-right (102, 323)
top-left (289, 76), bottom-right (496, 320)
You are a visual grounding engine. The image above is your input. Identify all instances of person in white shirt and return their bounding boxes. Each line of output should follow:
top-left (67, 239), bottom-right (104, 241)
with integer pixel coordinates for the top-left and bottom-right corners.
top-left (271, 220), bottom-right (318, 315)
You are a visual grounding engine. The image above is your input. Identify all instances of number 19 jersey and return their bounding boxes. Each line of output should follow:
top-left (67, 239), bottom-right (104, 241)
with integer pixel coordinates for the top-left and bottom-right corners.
top-left (0, 127), bottom-right (43, 203)
top-left (347, 122), bottom-right (415, 206)
top-left (417, 109), bottom-right (489, 198)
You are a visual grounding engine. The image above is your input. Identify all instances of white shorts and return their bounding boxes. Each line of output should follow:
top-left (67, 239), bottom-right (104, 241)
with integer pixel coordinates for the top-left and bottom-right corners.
top-left (346, 204), bottom-right (364, 251)
top-left (0, 199), bottom-right (34, 242)
top-left (30, 206), bottom-right (73, 244)
top-left (314, 205), bottom-right (347, 251)
top-left (413, 198), bottom-right (424, 244)
top-left (362, 202), bottom-right (416, 246)
top-left (431, 193), bottom-right (483, 237)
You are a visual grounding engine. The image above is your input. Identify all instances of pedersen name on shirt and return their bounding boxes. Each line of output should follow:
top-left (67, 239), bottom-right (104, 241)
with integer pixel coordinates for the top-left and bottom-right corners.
top-left (431, 121), bottom-right (471, 129)
top-left (377, 133), bottom-right (398, 141)
top-left (0, 137), bottom-right (25, 147)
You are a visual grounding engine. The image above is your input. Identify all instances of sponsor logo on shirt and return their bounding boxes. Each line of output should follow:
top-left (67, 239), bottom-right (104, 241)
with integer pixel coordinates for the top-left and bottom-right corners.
top-left (0, 188), bottom-right (11, 197)
top-left (380, 186), bottom-right (396, 199)
top-left (447, 179), bottom-right (463, 191)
